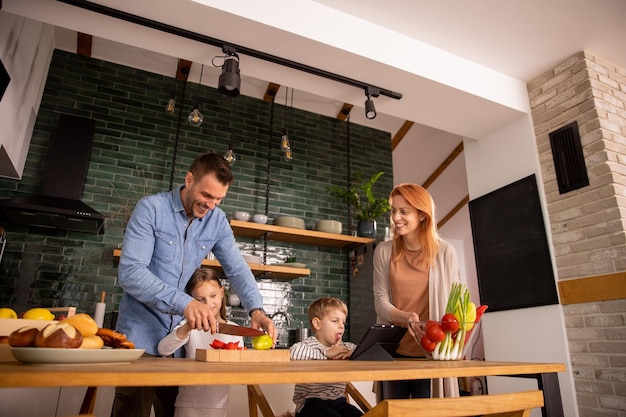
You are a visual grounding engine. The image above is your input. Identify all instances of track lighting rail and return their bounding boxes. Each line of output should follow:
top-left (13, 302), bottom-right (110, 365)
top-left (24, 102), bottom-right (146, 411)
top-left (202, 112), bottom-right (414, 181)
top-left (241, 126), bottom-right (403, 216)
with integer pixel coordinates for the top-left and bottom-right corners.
top-left (57, 0), bottom-right (402, 100)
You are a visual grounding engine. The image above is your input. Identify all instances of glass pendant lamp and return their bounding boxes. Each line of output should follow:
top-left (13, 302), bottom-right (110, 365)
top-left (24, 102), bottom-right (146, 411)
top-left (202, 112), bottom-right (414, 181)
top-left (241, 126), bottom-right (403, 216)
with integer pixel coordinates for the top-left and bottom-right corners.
top-left (187, 64), bottom-right (204, 127)
top-left (188, 105), bottom-right (203, 126)
top-left (224, 144), bottom-right (236, 165)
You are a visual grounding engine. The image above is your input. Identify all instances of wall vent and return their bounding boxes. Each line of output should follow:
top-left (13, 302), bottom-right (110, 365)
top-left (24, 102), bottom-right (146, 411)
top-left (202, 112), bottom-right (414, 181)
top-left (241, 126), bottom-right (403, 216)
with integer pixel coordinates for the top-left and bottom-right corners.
top-left (548, 121), bottom-right (589, 194)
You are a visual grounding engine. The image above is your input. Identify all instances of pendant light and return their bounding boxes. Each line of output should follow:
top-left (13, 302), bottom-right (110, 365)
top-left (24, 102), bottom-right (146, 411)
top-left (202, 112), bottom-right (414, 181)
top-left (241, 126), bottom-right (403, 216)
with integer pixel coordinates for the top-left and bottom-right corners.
top-left (281, 87), bottom-right (294, 161)
top-left (165, 94), bottom-right (176, 113)
top-left (224, 144), bottom-right (236, 165)
top-left (223, 98), bottom-right (237, 165)
top-left (188, 64), bottom-right (204, 127)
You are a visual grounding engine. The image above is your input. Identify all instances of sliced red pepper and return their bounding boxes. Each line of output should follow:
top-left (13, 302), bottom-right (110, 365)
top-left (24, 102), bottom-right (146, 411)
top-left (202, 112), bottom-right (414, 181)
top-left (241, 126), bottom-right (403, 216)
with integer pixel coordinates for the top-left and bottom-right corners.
top-left (224, 341), bottom-right (240, 350)
top-left (475, 305), bottom-right (488, 323)
top-left (210, 340), bottom-right (226, 349)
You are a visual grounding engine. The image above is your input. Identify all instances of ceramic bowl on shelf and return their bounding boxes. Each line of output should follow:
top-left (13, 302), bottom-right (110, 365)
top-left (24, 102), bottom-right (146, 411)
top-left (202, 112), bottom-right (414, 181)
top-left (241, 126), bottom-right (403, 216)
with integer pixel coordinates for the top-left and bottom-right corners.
top-left (252, 214), bottom-right (268, 224)
top-left (233, 211), bottom-right (250, 221)
top-left (273, 216), bottom-right (305, 229)
top-left (314, 220), bottom-right (342, 234)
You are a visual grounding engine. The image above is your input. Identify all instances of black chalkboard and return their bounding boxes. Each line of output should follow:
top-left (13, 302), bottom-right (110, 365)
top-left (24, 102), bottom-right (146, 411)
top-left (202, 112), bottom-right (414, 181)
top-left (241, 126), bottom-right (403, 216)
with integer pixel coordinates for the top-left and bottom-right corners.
top-left (468, 174), bottom-right (559, 312)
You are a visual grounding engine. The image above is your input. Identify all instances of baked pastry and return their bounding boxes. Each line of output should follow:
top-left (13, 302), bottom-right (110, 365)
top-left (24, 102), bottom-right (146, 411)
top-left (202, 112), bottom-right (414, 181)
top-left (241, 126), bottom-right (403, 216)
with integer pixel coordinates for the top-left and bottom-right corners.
top-left (35, 322), bottom-right (83, 348)
top-left (61, 313), bottom-right (98, 337)
top-left (8, 326), bottom-right (39, 347)
top-left (96, 328), bottom-right (135, 349)
top-left (80, 334), bottom-right (105, 349)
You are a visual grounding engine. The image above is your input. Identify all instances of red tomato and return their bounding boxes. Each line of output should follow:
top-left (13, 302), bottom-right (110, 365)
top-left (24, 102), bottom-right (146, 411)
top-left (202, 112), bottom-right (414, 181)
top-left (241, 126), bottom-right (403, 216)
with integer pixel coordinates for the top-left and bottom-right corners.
top-left (425, 320), bottom-right (438, 329)
top-left (420, 335), bottom-right (436, 352)
top-left (441, 313), bottom-right (460, 333)
top-left (426, 322), bottom-right (446, 343)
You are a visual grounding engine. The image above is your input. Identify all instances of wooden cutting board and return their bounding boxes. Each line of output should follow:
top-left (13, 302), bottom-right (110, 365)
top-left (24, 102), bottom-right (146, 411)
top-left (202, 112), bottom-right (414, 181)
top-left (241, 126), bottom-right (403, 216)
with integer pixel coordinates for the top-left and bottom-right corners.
top-left (195, 349), bottom-right (290, 363)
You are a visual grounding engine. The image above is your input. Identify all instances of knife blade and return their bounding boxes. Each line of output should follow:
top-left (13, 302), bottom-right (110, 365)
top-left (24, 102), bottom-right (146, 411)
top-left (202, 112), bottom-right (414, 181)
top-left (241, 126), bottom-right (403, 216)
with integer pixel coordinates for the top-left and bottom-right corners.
top-left (216, 322), bottom-right (266, 337)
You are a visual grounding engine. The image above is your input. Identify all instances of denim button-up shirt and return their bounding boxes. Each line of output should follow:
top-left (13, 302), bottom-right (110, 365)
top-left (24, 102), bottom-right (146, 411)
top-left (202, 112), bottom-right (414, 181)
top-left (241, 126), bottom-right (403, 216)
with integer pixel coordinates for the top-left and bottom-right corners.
top-left (117, 185), bottom-right (263, 356)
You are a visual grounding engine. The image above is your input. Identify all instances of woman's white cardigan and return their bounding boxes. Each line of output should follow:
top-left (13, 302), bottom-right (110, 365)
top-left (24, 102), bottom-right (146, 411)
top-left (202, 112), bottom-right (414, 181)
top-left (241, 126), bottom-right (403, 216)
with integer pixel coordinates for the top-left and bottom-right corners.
top-left (373, 238), bottom-right (461, 398)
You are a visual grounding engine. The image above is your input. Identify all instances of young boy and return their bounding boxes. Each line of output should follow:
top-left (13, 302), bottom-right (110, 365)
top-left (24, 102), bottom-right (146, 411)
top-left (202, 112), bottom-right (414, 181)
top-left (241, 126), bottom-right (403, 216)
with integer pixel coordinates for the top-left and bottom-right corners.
top-left (289, 297), bottom-right (363, 417)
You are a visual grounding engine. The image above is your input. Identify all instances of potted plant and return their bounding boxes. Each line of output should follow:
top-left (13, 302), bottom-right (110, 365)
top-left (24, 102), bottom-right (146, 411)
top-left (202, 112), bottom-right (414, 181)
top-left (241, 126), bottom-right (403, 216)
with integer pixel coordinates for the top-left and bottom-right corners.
top-left (326, 171), bottom-right (390, 237)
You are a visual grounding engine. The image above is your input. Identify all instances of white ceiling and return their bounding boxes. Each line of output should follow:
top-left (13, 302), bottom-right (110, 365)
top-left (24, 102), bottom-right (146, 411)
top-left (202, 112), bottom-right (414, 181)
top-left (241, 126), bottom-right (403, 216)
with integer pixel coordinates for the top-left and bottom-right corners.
top-left (4, 0), bottom-right (625, 242)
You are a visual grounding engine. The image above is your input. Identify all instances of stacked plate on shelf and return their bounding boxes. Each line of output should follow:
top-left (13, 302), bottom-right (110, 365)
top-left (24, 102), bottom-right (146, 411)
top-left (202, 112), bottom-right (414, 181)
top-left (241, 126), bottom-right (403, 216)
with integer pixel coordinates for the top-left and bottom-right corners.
top-left (273, 216), bottom-right (305, 229)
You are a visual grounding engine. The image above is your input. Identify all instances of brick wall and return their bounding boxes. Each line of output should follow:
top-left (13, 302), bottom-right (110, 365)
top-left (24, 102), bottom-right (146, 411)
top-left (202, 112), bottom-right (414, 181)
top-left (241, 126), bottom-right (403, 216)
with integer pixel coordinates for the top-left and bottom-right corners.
top-left (528, 51), bottom-right (626, 417)
top-left (0, 50), bottom-right (393, 341)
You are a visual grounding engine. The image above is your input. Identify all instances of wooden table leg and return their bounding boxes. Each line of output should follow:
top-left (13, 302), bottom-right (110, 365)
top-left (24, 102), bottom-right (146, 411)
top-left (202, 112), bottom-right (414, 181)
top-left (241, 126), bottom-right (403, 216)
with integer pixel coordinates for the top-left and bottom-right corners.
top-left (536, 373), bottom-right (564, 417)
top-left (516, 373), bottom-right (564, 417)
top-left (247, 384), bottom-right (276, 417)
top-left (247, 385), bottom-right (259, 417)
top-left (79, 386), bottom-right (98, 414)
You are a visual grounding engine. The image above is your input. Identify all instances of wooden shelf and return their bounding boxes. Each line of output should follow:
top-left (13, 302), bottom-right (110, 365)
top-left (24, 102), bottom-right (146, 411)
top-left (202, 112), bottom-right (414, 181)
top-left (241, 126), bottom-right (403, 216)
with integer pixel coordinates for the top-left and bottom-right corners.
top-left (229, 220), bottom-right (374, 248)
top-left (112, 249), bottom-right (309, 280)
top-left (111, 221), bottom-right (370, 280)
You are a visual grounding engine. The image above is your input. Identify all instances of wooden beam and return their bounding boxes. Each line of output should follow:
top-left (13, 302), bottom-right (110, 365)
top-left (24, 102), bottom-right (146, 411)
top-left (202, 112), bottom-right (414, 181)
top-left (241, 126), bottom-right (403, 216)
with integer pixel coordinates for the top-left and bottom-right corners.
top-left (438, 195), bottom-right (469, 230)
top-left (175, 59), bottom-right (192, 82)
top-left (422, 142), bottom-right (464, 189)
top-left (263, 82), bottom-right (281, 102)
top-left (337, 103), bottom-right (353, 120)
top-left (391, 120), bottom-right (414, 151)
top-left (558, 272), bottom-right (626, 304)
top-left (77, 33), bottom-right (92, 58)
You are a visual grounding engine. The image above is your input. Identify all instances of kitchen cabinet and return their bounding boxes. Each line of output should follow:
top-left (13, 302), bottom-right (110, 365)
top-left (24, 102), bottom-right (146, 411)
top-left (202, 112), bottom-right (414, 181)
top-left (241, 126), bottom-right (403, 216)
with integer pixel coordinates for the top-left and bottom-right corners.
top-left (112, 221), bottom-right (374, 280)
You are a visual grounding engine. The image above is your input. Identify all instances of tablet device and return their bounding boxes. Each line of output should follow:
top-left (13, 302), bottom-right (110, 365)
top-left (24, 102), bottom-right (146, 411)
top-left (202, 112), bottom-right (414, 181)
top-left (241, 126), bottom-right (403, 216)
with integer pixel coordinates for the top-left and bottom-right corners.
top-left (349, 324), bottom-right (407, 361)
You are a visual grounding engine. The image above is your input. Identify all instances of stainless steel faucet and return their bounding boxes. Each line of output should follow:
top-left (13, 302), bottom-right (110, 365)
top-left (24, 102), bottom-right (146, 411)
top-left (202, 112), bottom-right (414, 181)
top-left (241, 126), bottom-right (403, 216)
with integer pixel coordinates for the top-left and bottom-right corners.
top-left (270, 310), bottom-right (291, 327)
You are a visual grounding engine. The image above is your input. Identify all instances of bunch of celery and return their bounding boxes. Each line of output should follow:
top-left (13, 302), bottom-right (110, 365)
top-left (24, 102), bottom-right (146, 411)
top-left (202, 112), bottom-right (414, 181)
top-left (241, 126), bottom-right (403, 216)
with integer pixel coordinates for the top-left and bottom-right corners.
top-left (432, 282), bottom-right (476, 360)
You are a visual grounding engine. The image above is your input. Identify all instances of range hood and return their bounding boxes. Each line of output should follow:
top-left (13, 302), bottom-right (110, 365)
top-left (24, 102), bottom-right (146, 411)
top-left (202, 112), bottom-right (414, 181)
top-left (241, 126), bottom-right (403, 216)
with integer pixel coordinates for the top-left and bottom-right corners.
top-left (0, 114), bottom-right (105, 233)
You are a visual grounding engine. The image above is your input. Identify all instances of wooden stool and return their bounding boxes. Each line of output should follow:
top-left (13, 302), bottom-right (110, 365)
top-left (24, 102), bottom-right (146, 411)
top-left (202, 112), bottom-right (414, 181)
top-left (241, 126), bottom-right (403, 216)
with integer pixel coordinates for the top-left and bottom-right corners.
top-left (361, 390), bottom-right (544, 417)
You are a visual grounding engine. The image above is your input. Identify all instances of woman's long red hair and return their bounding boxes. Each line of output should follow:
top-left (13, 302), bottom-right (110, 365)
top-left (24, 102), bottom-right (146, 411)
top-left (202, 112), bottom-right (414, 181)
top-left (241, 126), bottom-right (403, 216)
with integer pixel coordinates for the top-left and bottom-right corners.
top-left (390, 183), bottom-right (440, 267)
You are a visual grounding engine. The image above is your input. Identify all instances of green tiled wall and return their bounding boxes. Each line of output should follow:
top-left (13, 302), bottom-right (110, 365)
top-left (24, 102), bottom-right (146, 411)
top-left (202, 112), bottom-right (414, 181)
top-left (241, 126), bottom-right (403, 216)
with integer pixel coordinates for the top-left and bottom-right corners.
top-left (0, 50), bottom-right (392, 340)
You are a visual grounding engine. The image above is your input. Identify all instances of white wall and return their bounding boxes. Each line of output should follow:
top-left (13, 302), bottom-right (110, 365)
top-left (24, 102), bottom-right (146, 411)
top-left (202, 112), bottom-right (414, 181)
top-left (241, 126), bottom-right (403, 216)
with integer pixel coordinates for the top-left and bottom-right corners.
top-left (463, 114), bottom-right (577, 417)
top-left (0, 12), bottom-right (53, 178)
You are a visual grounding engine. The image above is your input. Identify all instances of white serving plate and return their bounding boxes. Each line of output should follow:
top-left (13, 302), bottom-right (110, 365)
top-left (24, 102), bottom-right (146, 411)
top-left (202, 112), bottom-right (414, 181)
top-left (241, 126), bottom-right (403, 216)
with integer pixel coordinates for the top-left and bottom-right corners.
top-left (10, 347), bottom-right (145, 364)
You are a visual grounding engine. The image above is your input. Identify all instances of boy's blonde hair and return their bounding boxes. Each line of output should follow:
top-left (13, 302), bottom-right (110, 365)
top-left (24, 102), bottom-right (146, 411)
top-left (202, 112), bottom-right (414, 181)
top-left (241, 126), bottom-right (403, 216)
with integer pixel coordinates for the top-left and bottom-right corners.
top-left (308, 297), bottom-right (348, 327)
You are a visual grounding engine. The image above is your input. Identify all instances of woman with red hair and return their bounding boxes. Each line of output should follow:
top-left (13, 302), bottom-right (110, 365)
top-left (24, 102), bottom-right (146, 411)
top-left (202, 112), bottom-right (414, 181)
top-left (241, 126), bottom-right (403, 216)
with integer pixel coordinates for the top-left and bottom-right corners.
top-left (373, 183), bottom-right (460, 400)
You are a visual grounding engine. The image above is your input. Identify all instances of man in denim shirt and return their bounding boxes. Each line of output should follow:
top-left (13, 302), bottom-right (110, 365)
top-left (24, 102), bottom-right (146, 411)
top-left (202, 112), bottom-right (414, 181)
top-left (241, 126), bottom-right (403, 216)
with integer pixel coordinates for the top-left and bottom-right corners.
top-left (111, 152), bottom-right (276, 417)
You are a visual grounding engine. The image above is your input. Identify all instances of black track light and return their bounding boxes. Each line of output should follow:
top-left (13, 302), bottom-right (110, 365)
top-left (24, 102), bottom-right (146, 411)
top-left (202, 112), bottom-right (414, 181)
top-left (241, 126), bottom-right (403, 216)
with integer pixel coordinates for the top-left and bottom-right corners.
top-left (365, 87), bottom-right (379, 120)
top-left (217, 46), bottom-right (241, 97)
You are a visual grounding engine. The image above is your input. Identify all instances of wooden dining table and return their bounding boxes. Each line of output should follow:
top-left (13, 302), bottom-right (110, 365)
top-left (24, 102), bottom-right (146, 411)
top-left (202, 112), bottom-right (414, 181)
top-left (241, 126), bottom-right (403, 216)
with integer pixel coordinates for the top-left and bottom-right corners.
top-left (0, 357), bottom-right (566, 417)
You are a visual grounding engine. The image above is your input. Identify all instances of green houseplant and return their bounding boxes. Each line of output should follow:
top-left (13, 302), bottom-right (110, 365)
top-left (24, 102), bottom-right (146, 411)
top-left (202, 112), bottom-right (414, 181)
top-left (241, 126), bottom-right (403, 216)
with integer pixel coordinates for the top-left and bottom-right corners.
top-left (327, 171), bottom-right (390, 237)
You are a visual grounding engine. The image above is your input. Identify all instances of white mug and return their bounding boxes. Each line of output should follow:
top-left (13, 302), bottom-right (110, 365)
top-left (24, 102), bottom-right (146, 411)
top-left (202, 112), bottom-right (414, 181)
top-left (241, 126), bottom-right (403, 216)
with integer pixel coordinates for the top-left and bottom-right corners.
top-left (228, 293), bottom-right (241, 306)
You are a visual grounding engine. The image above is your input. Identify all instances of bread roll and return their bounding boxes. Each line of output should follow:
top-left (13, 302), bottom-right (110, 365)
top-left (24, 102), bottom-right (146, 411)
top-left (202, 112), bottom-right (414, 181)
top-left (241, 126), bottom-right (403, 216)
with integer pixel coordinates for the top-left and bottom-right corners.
top-left (61, 313), bottom-right (98, 337)
top-left (80, 335), bottom-right (104, 349)
top-left (35, 322), bottom-right (83, 348)
top-left (8, 326), bottom-right (39, 347)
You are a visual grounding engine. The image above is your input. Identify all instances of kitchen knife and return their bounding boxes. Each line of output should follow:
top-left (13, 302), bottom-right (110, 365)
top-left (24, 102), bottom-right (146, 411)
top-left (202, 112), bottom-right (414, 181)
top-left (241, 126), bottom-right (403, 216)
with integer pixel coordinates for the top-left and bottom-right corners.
top-left (216, 322), bottom-right (266, 337)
